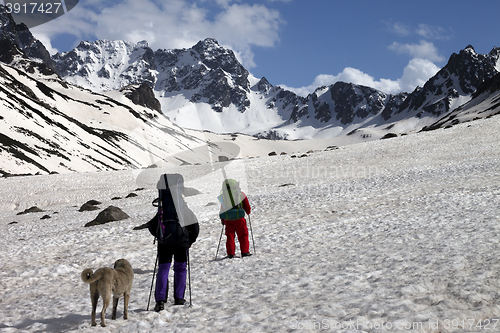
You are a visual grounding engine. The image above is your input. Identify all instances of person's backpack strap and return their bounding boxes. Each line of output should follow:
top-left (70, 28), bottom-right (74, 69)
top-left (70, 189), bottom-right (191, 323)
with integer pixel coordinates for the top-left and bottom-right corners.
top-left (155, 185), bottom-right (163, 244)
top-left (173, 174), bottom-right (185, 227)
top-left (225, 180), bottom-right (236, 208)
top-left (219, 179), bottom-right (246, 220)
top-left (221, 179), bottom-right (242, 209)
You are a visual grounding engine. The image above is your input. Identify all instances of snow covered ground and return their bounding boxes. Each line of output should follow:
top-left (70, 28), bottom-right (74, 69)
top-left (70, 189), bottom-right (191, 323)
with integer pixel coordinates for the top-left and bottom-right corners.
top-left (1, 115), bottom-right (499, 332)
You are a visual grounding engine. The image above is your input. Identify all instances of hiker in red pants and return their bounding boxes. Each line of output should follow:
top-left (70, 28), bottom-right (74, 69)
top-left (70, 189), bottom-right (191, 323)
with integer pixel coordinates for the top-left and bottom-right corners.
top-left (218, 179), bottom-right (252, 258)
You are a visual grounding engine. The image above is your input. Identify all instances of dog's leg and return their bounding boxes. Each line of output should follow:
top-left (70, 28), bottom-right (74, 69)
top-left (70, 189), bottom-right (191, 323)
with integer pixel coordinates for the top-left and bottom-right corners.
top-left (101, 292), bottom-right (111, 327)
top-left (90, 283), bottom-right (99, 327)
top-left (111, 297), bottom-right (119, 320)
top-left (123, 291), bottom-right (130, 320)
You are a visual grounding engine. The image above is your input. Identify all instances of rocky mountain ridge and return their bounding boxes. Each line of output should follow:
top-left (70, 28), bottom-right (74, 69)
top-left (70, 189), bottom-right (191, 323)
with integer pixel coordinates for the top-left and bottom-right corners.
top-left (0, 6), bottom-right (57, 75)
top-left (0, 60), bottom-right (255, 176)
top-left (49, 35), bottom-right (500, 139)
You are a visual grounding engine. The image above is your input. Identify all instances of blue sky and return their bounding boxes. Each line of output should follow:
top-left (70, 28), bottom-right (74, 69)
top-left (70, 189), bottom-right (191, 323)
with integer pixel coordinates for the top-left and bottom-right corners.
top-left (30, 0), bottom-right (500, 96)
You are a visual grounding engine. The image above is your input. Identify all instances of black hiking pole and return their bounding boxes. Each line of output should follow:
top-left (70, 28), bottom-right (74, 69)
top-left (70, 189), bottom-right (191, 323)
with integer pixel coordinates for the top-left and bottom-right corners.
top-left (248, 215), bottom-right (256, 254)
top-left (147, 251), bottom-right (159, 311)
top-left (215, 224), bottom-right (224, 260)
top-left (147, 189), bottom-right (162, 311)
top-left (187, 250), bottom-right (192, 307)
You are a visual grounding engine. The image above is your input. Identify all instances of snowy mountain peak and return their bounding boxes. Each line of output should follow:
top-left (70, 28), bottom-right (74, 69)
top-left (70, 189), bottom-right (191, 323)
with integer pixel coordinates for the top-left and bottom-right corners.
top-left (464, 44), bottom-right (476, 53)
top-left (57, 39), bottom-right (151, 63)
top-left (488, 46), bottom-right (500, 57)
top-left (191, 38), bottom-right (239, 67)
top-left (294, 81), bottom-right (390, 127)
top-left (0, 6), bottom-right (57, 74)
top-left (0, 5), bottom-right (18, 41)
top-left (45, 37), bottom-right (500, 139)
top-left (193, 38), bottom-right (223, 53)
top-left (53, 39), bottom-right (156, 90)
top-left (0, 60), bottom-right (246, 176)
top-left (191, 38), bottom-right (249, 87)
top-left (255, 77), bottom-right (273, 94)
top-left (383, 44), bottom-right (500, 124)
top-left (136, 40), bottom-right (149, 48)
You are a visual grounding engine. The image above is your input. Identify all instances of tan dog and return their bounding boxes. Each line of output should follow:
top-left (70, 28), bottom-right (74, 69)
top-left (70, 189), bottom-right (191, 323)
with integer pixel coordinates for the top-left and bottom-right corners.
top-left (81, 259), bottom-right (134, 327)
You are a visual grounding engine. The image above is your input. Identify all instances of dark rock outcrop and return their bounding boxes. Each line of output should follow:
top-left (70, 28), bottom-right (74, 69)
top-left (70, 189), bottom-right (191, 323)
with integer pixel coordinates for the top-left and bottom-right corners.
top-left (17, 206), bottom-right (44, 215)
top-left (85, 206), bottom-right (130, 227)
top-left (0, 7), bottom-right (58, 74)
top-left (78, 200), bottom-right (102, 212)
top-left (329, 82), bottom-right (387, 125)
top-left (122, 82), bottom-right (161, 112)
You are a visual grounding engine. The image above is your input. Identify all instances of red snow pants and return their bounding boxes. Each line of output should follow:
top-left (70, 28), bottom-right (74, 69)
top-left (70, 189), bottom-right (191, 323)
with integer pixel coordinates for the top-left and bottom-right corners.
top-left (224, 218), bottom-right (250, 256)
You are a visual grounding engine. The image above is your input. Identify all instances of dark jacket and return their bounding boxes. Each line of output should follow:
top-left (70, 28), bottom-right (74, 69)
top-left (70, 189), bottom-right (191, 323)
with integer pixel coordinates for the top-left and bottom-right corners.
top-left (148, 204), bottom-right (199, 248)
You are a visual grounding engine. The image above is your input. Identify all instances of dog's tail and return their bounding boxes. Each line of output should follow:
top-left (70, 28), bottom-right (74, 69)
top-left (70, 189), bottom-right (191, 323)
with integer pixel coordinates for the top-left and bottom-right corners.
top-left (81, 268), bottom-right (103, 284)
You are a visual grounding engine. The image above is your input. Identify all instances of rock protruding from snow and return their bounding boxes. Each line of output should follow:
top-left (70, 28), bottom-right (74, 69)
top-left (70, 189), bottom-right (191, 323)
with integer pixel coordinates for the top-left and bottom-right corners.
top-left (78, 200), bottom-right (102, 212)
top-left (85, 206), bottom-right (130, 227)
top-left (121, 82), bottom-right (162, 112)
top-left (17, 206), bottom-right (44, 215)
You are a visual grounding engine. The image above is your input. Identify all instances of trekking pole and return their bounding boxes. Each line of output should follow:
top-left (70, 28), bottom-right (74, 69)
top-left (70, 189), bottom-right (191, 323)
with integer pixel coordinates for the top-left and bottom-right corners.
top-left (215, 224), bottom-right (224, 260)
top-left (187, 249), bottom-right (192, 307)
top-left (147, 251), bottom-right (159, 311)
top-left (148, 189), bottom-right (162, 310)
top-left (248, 215), bottom-right (256, 254)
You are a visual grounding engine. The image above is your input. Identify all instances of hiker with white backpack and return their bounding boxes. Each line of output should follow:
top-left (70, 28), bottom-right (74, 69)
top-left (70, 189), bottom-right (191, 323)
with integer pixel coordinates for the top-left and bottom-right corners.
top-left (218, 179), bottom-right (252, 259)
top-left (147, 173), bottom-right (199, 312)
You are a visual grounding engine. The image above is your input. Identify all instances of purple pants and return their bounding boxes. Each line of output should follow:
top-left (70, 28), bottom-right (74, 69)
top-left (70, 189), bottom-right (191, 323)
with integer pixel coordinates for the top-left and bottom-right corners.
top-left (155, 261), bottom-right (187, 301)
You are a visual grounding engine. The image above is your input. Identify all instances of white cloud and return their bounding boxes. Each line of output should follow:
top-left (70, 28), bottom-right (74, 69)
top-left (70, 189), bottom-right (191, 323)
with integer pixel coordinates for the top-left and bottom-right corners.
top-left (281, 68), bottom-right (400, 97)
top-left (398, 58), bottom-right (440, 92)
top-left (388, 40), bottom-right (445, 62)
top-left (280, 59), bottom-right (440, 97)
top-left (389, 22), bottom-right (411, 37)
top-left (212, 3), bottom-right (282, 67)
top-left (30, 31), bottom-right (59, 55)
top-left (280, 34), bottom-right (445, 97)
top-left (416, 24), bottom-right (451, 40)
top-left (387, 22), bottom-right (451, 41)
top-left (31, 4), bottom-right (100, 50)
top-left (213, 0), bottom-right (236, 7)
top-left (32, 0), bottom-right (283, 69)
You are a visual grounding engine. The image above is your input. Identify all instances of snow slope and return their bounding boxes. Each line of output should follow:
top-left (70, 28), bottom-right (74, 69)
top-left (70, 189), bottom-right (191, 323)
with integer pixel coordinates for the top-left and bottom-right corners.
top-left (0, 62), bottom-right (216, 175)
top-left (0, 115), bottom-right (499, 332)
top-left (1, 61), bottom-right (352, 176)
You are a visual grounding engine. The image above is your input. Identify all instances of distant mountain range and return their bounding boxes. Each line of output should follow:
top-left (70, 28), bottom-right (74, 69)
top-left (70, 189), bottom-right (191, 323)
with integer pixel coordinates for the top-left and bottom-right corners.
top-left (1, 5), bottom-right (500, 175)
top-left (49, 35), bottom-right (500, 140)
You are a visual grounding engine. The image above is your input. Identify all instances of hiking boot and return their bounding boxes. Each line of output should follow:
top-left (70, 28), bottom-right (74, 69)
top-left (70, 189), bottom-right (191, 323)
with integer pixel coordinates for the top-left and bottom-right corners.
top-left (174, 298), bottom-right (186, 305)
top-left (154, 301), bottom-right (165, 312)
top-left (227, 255), bottom-right (235, 259)
top-left (241, 253), bottom-right (253, 257)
